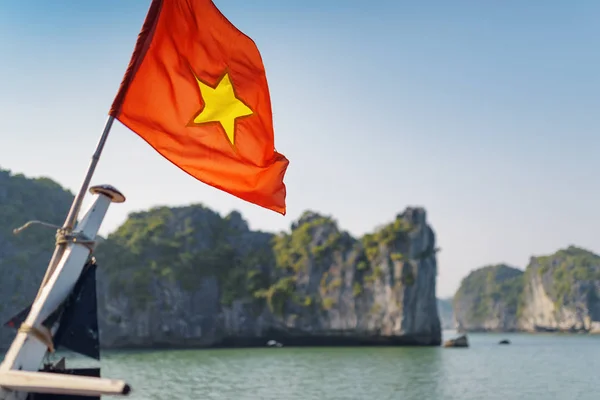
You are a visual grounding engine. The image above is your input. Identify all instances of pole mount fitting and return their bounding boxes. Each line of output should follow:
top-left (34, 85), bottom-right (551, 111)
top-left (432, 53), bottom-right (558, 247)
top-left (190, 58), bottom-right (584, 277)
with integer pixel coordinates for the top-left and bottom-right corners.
top-left (89, 185), bottom-right (126, 203)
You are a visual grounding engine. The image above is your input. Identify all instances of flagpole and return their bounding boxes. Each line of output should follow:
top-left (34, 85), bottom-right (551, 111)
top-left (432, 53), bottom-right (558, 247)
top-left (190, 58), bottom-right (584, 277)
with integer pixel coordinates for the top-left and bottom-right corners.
top-left (34, 115), bottom-right (116, 297)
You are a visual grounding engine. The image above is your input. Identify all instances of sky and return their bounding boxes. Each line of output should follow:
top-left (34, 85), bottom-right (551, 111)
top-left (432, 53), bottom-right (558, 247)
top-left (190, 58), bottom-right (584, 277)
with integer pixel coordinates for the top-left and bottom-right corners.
top-left (1, 0), bottom-right (599, 298)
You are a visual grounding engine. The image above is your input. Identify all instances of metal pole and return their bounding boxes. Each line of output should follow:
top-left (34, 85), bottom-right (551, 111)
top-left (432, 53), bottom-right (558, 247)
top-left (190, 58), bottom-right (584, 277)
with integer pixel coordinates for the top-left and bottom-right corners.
top-left (34, 116), bottom-right (116, 298)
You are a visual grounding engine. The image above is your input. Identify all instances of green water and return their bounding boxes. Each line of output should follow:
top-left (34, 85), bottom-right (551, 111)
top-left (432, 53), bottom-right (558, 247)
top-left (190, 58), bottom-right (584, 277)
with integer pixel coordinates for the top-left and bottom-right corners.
top-left (3, 332), bottom-right (600, 399)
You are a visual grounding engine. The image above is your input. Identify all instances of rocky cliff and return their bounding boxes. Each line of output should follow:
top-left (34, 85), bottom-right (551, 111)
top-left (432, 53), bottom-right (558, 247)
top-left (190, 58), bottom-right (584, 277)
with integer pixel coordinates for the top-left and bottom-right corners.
top-left (0, 168), bottom-right (73, 348)
top-left (519, 246), bottom-right (600, 332)
top-left (0, 169), bottom-right (442, 349)
top-left (94, 206), bottom-right (441, 348)
top-left (453, 264), bottom-right (523, 332)
top-left (453, 247), bottom-right (600, 333)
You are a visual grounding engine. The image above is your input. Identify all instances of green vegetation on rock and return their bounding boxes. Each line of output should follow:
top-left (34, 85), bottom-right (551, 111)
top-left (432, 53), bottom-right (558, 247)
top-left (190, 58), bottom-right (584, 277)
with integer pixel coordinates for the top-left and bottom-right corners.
top-left (271, 211), bottom-right (345, 271)
top-left (92, 205), bottom-right (434, 319)
top-left (260, 212), bottom-right (355, 314)
top-left (0, 169), bottom-right (443, 348)
top-left (254, 276), bottom-right (297, 315)
top-left (356, 216), bottom-right (415, 289)
top-left (361, 217), bottom-right (412, 262)
top-left (0, 168), bottom-right (73, 278)
top-left (0, 169), bottom-right (73, 231)
top-left (454, 264), bottom-right (524, 324)
top-left (95, 205), bottom-right (274, 309)
top-left (0, 168), bottom-right (74, 348)
top-left (454, 246), bottom-right (600, 332)
top-left (531, 246), bottom-right (600, 307)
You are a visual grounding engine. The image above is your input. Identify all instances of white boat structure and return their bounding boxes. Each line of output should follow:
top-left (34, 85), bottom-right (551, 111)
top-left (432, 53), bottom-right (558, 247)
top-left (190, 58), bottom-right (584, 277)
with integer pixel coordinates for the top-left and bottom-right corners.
top-left (0, 178), bottom-right (131, 399)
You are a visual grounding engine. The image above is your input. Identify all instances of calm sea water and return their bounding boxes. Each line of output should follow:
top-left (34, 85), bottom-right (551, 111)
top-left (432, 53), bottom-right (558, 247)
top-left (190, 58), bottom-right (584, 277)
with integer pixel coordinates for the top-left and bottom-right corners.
top-left (2, 331), bottom-right (599, 399)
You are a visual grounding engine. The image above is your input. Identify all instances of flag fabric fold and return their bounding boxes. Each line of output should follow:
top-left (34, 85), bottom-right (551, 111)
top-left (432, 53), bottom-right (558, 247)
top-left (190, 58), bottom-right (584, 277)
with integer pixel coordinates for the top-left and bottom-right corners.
top-left (110, 0), bottom-right (289, 215)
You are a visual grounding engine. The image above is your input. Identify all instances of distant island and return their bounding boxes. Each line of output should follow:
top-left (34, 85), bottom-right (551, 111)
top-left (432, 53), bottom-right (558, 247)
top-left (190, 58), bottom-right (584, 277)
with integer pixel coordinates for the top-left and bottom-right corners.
top-left (0, 168), bottom-right (442, 349)
top-left (437, 298), bottom-right (454, 330)
top-left (4, 167), bottom-right (596, 349)
top-left (453, 247), bottom-right (600, 333)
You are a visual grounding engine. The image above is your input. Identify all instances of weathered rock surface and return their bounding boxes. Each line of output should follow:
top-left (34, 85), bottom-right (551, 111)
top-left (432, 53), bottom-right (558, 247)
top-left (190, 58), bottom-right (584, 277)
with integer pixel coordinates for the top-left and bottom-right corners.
top-left (453, 264), bottom-right (523, 332)
top-left (95, 206), bottom-right (442, 348)
top-left (0, 168), bottom-right (442, 349)
top-left (454, 246), bottom-right (600, 333)
top-left (443, 334), bottom-right (468, 348)
top-left (519, 247), bottom-right (600, 332)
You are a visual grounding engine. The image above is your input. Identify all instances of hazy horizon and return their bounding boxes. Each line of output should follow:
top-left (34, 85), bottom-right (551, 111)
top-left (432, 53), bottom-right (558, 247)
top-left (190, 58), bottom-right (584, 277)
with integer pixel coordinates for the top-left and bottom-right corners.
top-left (2, 0), bottom-right (599, 298)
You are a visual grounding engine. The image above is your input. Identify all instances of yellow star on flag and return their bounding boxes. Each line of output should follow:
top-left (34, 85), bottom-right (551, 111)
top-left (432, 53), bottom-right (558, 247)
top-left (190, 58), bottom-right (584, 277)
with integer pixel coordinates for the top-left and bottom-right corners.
top-left (189, 72), bottom-right (253, 145)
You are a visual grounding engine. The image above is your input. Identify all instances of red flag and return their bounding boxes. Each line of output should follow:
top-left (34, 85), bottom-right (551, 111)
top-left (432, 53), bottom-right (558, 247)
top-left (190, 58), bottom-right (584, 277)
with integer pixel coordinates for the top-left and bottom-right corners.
top-left (110, 0), bottom-right (289, 214)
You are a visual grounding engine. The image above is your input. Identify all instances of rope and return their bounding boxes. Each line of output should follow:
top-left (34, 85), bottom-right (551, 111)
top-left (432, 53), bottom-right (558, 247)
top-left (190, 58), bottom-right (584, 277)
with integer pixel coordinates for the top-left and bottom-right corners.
top-left (11, 222), bottom-right (96, 353)
top-left (13, 220), bottom-right (96, 251)
top-left (11, 222), bottom-right (97, 355)
top-left (55, 229), bottom-right (96, 252)
top-left (18, 324), bottom-right (55, 353)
